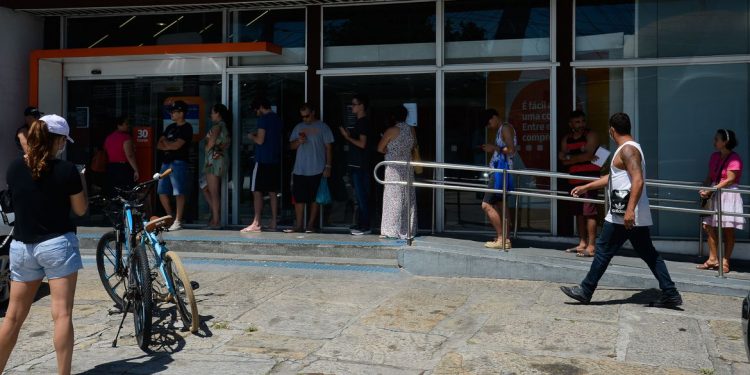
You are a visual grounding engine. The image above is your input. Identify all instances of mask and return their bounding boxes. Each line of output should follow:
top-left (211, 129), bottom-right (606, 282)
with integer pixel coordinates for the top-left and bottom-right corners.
top-left (608, 128), bottom-right (615, 141)
top-left (56, 142), bottom-right (66, 158)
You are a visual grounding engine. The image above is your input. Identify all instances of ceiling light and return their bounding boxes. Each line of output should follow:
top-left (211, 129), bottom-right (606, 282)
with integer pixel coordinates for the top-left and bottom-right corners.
top-left (156, 22), bottom-right (166, 26)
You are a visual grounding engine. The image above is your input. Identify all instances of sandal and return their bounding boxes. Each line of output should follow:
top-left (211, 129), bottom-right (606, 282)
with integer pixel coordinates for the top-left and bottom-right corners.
top-left (240, 225), bottom-right (261, 233)
top-left (282, 227), bottom-right (303, 234)
top-left (696, 261), bottom-right (719, 270)
top-left (565, 246), bottom-right (586, 253)
top-left (576, 251), bottom-right (595, 258)
top-left (723, 262), bottom-right (730, 274)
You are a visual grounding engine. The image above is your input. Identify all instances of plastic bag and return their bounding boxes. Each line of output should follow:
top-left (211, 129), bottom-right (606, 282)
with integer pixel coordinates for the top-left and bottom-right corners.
top-left (316, 178), bottom-right (332, 205)
top-left (493, 156), bottom-right (514, 192)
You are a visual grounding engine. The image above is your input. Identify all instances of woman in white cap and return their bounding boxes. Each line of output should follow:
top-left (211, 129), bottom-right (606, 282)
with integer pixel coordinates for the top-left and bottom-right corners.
top-left (0, 114), bottom-right (87, 374)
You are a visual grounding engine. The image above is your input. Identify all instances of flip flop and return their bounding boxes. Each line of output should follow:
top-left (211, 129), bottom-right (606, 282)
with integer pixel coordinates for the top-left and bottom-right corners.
top-left (565, 247), bottom-right (585, 253)
top-left (696, 262), bottom-right (719, 270)
top-left (283, 228), bottom-right (303, 234)
top-left (240, 225), bottom-right (261, 233)
top-left (576, 251), bottom-right (595, 257)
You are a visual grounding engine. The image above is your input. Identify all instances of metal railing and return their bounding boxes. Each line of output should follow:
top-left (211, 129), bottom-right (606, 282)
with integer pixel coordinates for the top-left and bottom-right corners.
top-left (374, 159), bottom-right (750, 278)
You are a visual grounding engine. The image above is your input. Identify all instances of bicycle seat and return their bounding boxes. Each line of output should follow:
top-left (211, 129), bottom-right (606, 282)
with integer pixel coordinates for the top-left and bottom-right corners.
top-left (145, 215), bottom-right (174, 233)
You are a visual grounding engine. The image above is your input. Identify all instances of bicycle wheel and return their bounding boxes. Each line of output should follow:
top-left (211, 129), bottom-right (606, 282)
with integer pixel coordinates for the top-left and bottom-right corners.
top-left (0, 254), bottom-right (9, 304)
top-left (96, 231), bottom-right (125, 309)
top-left (164, 251), bottom-right (199, 333)
top-left (130, 244), bottom-right (153, 351)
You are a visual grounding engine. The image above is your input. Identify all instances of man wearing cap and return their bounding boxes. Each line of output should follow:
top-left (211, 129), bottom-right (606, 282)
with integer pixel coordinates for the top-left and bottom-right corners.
top-left (16, 106), bottom-right (43, 154)
top-left (156, 100), bottom-right (193, 231)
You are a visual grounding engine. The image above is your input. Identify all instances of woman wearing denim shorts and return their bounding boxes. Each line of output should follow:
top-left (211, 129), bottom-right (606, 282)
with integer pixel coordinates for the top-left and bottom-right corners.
top-left (0, 115), bottom-right (88, 375)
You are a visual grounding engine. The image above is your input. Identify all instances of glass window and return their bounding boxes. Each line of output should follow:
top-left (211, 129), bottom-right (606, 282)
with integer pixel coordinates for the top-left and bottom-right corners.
top-left (576, 65), bottom-right (749, 238)
top-left (66, 12), bottom-right (222, 49)
top-left (576, 0), bottom-right (750, 59)
top-left (232, 9), bottom-right (306, 65)
top-left (444, 70), bottom-right (551, 233)
top-left (322, 74), bottom-right (436, 230)
top-left (444, 0), bottom-right (550, 64)
top-left (323, 3), bottom-right (436, 67)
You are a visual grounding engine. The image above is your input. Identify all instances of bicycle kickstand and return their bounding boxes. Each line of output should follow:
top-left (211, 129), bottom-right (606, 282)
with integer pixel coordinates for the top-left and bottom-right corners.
top-left (112, 299), bottom-right (131, 348)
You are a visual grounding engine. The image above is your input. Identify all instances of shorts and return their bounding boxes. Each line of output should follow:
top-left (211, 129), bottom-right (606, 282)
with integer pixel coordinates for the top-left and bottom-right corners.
top-left (252, 162), bottom-right (281, 193)
top-left (292, 174), bottom-right (322, 204)
top-left (157, 160), bottom-right (189, 196)
top-left (10, 233), bottom-right (83, 282)
top-left (483, 173), bottom-right (509, 204)
top-left (573, 189), bottom-right (598, 217)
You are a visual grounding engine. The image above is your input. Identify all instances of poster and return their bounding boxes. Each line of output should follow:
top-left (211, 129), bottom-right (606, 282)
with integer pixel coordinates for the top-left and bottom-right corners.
top-left (403, 103), bottom-right (418, 127)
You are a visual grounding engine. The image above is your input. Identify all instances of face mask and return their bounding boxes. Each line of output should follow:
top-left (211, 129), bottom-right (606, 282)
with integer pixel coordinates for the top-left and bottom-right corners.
top-left (56, 142), bottom-right (66, 158)
top-left (608, 128), bottom-right (615, 141)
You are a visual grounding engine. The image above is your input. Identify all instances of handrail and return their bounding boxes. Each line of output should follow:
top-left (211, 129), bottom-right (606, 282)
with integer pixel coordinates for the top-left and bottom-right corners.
top-left (374, 160), bottom-right (744, 278)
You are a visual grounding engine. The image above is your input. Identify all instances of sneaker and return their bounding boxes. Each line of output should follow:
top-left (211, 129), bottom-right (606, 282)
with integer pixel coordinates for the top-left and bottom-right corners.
top-left (168, 221), bottom-right (183, 231)
top-left (650, 292), bottom-right (683, 309)
top-left (351, 228), bottom-right (371, 236)
top-left (560, 285), bottom-right (592, 304)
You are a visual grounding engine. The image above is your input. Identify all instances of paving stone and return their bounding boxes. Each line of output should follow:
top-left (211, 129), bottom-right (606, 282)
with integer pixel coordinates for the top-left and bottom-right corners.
top-left (299, 359), bottom-right (421, 375)
top-left (361, 288), bottom-right (468, 334)
top-left (223, 331), bottom-right (325, 360)
top-left (709, 319), bottom-right (749, 363)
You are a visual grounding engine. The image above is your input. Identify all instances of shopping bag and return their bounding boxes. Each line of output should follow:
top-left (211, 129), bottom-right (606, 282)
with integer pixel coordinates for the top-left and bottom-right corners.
top-left (493, 156), bottom-right (514, 192)
top-left (316, 178), bottom-right (332, 205)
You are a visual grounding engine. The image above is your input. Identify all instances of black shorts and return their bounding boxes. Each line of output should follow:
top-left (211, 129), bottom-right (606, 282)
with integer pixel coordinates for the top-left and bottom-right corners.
top-left (292, 174), bottom-right (322, 204)
top-left (482, 173), bottom-right (507, 204)
top-left (251, 162), bottom-right (281, 193)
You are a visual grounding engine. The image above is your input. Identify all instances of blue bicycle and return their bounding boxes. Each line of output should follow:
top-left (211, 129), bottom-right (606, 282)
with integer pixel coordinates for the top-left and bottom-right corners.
top-left (93, 169), bottom-right (199, 351)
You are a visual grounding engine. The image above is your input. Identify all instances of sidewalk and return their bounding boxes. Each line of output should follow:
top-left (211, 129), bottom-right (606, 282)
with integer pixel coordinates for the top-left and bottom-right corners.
top-left (76, 227), bottom-right (750, 297)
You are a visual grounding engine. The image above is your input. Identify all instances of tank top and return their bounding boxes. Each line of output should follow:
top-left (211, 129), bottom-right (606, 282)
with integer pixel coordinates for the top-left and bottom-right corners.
top-left (566, 130), bottom-right (600, 184)
top-left (605, 141), bottom-right (653, 226)
top-left (104, 131), bottom-right (131, 163)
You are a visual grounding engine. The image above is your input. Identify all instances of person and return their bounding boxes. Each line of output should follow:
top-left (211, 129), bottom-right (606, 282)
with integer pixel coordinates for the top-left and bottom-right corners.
top-left (0, 115), bottom-right (87, 374)
top-left (103, 115), bottom-right (139, 196)
top-left (559, 110), bottom-right (600, 257)
top-left (202, 104), bottom-right (231, 229)
top-left (697, 129), bottom-right (744, 274)
top-left (378, 105), bottom-right (417, 240)
top-left (480, 109), bottom-right (517, 250)
top-left (339, 94), bottom-right (376, 235)
top-left (16, 106), bottom-right (42, 155)
top-left (560, 113), bottom-right (682, 308)
top-left (285, 103), bottom-right (334, 233)
top-left (242, 98), bottom-right (282, 233)
top-left (156, 100), bottom-right (193, 231)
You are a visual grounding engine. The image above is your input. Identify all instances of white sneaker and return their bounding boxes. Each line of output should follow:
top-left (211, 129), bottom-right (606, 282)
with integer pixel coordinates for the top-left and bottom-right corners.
top-left (168, 221), bottom-right (183, 231)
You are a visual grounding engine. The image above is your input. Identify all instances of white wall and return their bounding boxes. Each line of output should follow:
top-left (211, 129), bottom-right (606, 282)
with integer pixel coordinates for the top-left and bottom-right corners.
top-left (0, 7), bottom-right (43, 187)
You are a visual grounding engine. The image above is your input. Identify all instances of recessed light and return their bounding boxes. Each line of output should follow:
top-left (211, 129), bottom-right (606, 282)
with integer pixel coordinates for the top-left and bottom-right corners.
top-left (156, 22), bottom-right (166, 26)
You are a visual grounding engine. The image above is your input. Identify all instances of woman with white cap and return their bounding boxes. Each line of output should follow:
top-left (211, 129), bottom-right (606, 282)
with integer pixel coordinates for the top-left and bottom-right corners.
top-left (0, 114), bottom-right (87, 374)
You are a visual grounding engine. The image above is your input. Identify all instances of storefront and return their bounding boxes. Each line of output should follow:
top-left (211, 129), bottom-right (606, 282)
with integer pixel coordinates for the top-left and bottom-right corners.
top-left (8, 0), bottom-right (750, 240)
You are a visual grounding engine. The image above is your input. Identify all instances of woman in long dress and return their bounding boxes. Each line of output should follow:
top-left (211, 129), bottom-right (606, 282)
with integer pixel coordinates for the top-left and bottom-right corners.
top-left (378, 106), bottom-right (417, 239)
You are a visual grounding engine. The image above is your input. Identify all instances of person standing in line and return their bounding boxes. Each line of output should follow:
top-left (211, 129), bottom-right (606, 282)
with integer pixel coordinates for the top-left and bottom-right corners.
top-left (339, 94), bottom-right (376, 235)
top-left (103, 116), bottom-right (139, 196)
top-left (378, 105), bottom-right (417, 240)
top-left (560, 113), bottom-right (683, 308)
top-left (559, 110), bottom-right (600, 257)
top-left (480, 109), bottom-right (517, 250)
top-left (697, 129), bottom-right (744, 273)
top-left (202, 104), bottom-right (231, 229)
top-left (156, 100), bottom-right (193, 231)
top-left (242, 98), bottom-right (282, 233)
top-left (0, 115), bottom-right (87, 374)
top-left (284, 103), bottom-right (334, 233)
top-left (16, 106), bottom-right (43, 155)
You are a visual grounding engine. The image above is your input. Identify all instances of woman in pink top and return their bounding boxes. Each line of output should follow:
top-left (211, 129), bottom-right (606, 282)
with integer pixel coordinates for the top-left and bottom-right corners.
top-left (103, 116), bottom-right (139, 195)
top-left (698, 129), bottom-right (745, 273)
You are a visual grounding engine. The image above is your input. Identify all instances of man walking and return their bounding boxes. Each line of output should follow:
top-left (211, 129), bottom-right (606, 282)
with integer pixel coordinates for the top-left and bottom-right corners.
top-left (560, 113), bottom-right (682, 308)
top-left (242, 97), bottom-right (282, 233)
top-left (559, 110), bottom-right (600, 256)
top-left (156, 100), bottom-right (193, 231)
top-left (339, 94), bottom-right (375, 235)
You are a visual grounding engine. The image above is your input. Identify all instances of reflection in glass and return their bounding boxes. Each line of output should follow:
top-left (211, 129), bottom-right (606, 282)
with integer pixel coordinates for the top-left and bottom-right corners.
top-left (232, 8), bottom-right (306, 65)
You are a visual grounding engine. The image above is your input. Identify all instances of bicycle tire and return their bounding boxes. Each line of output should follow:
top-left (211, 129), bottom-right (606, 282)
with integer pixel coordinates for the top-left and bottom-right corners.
top-left (95, 231), bottom-right (125, 309)
top-left (0, 254), bottom-right (9, 305)
top-left (164, 251), bottom-right (199, 333)
top-left (130, 244), bottom-right (153, 351)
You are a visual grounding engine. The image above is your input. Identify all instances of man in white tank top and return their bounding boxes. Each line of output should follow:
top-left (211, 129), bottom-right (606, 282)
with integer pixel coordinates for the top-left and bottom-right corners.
top-left (560, 113), bottom-right (682, 308)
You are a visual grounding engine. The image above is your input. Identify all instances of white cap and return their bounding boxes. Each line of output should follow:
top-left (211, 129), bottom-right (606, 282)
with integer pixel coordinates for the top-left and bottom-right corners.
top-left (40, 114), bottom-right (74, 143)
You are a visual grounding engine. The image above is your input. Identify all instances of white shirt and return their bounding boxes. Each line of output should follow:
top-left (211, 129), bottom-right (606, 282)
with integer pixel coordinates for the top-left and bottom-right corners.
top-left (605, 141), bottom-right (653, 226)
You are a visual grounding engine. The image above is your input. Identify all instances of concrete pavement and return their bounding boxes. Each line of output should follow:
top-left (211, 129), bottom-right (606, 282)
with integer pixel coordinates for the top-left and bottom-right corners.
top-left (1, 256), bottom-right (748, 374)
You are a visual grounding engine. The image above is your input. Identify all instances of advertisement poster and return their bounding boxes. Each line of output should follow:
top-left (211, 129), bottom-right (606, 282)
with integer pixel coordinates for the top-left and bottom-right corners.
top-left (162, 96), bottom-right (205, 141)
top-left (403, 102), bottom-right (418, 127)
top-left (508, 79), bottom-right (551, 173)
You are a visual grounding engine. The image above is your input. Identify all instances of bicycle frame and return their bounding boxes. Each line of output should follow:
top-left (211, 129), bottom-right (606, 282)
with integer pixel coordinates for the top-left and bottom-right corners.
top-left (138, 220), bottom-right (179, 299)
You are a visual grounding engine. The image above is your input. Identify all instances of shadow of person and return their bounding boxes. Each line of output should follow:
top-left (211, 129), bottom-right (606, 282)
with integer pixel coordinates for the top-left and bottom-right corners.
top-left (78, 354), bottom-right (173, 374)
top-left (565, 288), bottom-right (685, 311)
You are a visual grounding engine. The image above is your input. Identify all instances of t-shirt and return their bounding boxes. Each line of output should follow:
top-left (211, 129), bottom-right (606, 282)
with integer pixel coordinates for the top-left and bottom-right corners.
top-left (708, 151), bottom-right (743, 184)
top-left (7, 158), bottom-right (83, 244)
top-left (289, 120), bottom-right (335, 176)
top-left (345, 116), bottom-right (377, 169)
top-left (255, 112), bottom-right (282, 164)
top-left (161, 122), bottom-right (193, 162)
top-left (104, 130), bottom-right (131, 163)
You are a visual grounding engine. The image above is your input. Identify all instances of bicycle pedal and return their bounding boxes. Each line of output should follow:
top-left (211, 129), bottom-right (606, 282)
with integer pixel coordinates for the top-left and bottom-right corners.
top-left (190, 281), bottom-right (200, 290)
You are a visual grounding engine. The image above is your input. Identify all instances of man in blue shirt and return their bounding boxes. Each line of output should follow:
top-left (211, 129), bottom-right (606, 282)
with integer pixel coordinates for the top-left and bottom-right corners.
top-left (242, 97), bottom-right (282, 233)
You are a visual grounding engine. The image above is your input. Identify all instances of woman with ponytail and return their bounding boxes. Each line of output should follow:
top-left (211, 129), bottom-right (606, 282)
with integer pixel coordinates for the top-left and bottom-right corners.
top-left (0, 115), bottom-right (87, 374)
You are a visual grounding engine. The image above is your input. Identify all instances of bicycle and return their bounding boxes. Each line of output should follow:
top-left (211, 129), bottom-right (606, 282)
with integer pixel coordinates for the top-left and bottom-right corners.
top-left (92, 170), bottom-right (199, 351)
top-left (0, 198), bottom-right (13, 305)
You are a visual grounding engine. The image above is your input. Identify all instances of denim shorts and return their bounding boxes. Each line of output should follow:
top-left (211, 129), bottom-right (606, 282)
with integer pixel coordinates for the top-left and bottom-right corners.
top-left (157, 160), bottom-right (189, 196)
top-left (10, 233), bottom-right (83, 282)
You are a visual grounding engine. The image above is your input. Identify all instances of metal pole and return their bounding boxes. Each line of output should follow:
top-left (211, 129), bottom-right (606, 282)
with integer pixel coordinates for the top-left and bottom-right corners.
top-left (406, 158), bottom-right (414, 246)
top-left (502, 168), bottom-right (508, 251)
top-left (514, 192), bottom-right (520, 239)
top-left (698, 218), bottom-right (704, 257)
top-left (431, 168), bottom-right (436, 235)
top-left (716, 188), bottom-right (725, 278)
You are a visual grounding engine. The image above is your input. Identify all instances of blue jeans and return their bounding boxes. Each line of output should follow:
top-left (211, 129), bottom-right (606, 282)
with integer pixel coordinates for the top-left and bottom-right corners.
top-left (351, 167), bottom-right (370, 229)
top-left (580, 221), bottom-right (678, 297)
top-left (157, 160), bottom-right (189, 196)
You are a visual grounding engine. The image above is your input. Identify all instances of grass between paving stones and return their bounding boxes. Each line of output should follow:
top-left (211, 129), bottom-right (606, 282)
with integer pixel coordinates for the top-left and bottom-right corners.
top-left (212, 321), bottom-right (229, 329)
top-left (700, 369), bottom-right (715, 375)
top-left (244, 325), bottom-right (258, 334)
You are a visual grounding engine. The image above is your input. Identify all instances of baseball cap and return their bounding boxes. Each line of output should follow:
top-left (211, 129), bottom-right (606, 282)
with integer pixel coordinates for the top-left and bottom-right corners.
top-left (24, 106), bottom-right (43, 118)
top-left (40, 114), bottom-right (75, 143)
top-left (170, 100), bottom-right (189, 113)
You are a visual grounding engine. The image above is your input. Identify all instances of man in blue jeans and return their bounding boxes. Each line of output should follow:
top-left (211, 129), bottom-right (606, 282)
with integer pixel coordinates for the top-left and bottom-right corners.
top-left (560, 113), bottom-right (682, 308)
top-left (157, 100), bottom-right (193, 231)
top-left (339, 94), bottom-right (376, 235)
